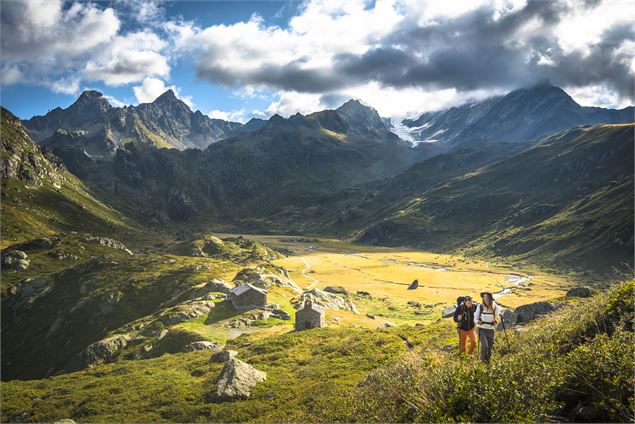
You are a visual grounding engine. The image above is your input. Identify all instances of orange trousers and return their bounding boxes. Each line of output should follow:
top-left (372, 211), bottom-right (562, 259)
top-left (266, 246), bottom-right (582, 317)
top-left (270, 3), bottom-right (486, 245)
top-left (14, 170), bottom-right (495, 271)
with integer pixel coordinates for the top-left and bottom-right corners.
top-left (458, 328), bottom-right (477, 354)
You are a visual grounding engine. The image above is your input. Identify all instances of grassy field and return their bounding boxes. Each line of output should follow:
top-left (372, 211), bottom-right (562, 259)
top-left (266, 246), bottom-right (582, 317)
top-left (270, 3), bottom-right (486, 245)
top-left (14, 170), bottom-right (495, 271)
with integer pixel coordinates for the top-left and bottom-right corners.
top-left (215, 234), bottom-right (575, 324)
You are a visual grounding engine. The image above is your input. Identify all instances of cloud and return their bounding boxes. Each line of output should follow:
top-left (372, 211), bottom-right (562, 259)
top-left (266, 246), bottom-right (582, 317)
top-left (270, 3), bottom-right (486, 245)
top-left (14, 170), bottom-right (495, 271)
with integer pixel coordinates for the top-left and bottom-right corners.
top-left (171, 0), bottom-right (634, 114)
top-left (132, 77), bottom-right (194, 107)
top-left (1, 0), bottom-right (170, 93)
top-left (208, 109), bottom-right (247, 123)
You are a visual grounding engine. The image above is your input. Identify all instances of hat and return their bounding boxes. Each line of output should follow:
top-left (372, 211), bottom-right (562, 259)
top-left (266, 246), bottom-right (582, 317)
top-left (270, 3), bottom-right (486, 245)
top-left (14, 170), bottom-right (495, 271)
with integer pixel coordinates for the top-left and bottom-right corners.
top-left (480, 291), bottom-right (493, 298)
top-left (464, 296), bottom-right (473, 301)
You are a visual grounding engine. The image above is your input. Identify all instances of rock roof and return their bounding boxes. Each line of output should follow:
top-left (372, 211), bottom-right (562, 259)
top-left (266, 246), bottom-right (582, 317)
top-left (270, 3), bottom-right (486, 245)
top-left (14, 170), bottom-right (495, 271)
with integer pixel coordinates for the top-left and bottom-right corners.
top-left (230, 283), bottom-right (267, 296)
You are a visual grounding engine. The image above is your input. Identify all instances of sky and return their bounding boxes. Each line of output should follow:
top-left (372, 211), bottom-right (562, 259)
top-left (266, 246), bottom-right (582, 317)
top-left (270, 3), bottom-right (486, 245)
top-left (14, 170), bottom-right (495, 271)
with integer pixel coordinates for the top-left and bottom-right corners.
top-left (1, 0), bottom-right (634, 122)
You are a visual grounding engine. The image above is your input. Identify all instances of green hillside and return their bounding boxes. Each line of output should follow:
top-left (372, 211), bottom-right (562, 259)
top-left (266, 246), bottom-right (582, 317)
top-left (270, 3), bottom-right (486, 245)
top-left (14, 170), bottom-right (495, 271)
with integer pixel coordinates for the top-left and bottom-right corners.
top-left (2, 280), bottom-right (632, 422)
top-left (354, 124), bottom-right (634, 273)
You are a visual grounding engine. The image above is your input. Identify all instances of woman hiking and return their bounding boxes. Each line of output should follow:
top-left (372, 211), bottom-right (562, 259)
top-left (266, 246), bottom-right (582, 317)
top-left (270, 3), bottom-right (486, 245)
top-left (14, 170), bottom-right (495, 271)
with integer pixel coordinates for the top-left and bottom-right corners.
top-left (453, 296), bottom-right (477, 355)
top-left (475, 291), bottom-right (502, 363)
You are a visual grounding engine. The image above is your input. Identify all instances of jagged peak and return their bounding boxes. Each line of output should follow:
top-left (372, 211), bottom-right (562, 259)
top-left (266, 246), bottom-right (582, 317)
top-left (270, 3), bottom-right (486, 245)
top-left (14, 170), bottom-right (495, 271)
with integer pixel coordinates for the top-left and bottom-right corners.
top-left (155, 89), bottom-right (177, 101)
top-left (77, 90), bottom-right (104, 100)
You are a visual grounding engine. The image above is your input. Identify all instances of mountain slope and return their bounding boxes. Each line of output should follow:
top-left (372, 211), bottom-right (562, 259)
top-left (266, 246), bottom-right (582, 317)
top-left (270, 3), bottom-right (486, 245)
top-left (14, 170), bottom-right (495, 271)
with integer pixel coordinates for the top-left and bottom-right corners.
top-left (23, 90), bottom-right (244, 152)
top-left (356, 124), bottom-right (634, 272)
top-left (403, 81), bottom-right (634, 145)
top-left (0, 108), bottom-right (139, 248)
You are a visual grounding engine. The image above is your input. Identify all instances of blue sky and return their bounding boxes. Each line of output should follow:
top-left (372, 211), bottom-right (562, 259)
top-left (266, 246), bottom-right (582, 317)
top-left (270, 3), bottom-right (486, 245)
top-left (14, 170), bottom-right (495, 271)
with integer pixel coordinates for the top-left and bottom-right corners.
top-left (1, 0), bottom-right (633, 121)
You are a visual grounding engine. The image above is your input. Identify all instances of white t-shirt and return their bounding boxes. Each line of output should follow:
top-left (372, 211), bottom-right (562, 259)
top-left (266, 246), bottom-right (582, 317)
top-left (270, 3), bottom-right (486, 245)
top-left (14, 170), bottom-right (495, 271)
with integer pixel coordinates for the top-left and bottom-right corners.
top-left (475, 302), bottom-right (502, 330)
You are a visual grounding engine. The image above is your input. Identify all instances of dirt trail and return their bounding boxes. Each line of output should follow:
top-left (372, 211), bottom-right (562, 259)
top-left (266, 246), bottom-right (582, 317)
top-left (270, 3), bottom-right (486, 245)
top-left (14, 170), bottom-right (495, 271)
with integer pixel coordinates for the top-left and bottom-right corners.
top-left (301, 256), bottom-right (320, 289)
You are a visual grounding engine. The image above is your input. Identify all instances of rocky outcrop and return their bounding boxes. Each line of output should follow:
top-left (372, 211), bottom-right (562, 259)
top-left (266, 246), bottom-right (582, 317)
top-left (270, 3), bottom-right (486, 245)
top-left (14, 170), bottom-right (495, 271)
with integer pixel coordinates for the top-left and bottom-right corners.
top-left (204, 279), bottom-right (234, 294)
top-left (184, 341), bottom-right (219, 352)
top-left (7, 278), bottom-right (51, 311)
top-left (211, 358), bottom-right (266, 402)
top-left (159, 301), bottom-right (214, 326)
top-left (83, 236), bottom-right (133, 255)
top-left (2, 250), bottom-right (30, 270)
top-left (233, 266), bottom-right (301, 293)
top-left (515, 301), bottom-right (559, 324)
top-left (295, 288), bottom-right (359, 313)
top-left (496, 308), bottom-right (518, 330)
top-left (324, 286), bottom-right (349, 295)
top-left (442, 305), bottom-right (456, 318)
top-left (209, 350), bottom-right (238, 363)
top-left (566, 286), bottom-right (594, 298)
top-left (21, 237), bottom-right (53, 250)
top-left (76, 333), bottom-right (131, 369)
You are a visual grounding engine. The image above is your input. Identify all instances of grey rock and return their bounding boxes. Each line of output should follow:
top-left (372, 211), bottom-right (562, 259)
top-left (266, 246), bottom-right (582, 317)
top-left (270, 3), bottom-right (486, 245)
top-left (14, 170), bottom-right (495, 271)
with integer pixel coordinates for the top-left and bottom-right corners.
top-left (83, 236), bottom-right (133, 255)
top-left (159, 301), bottom-right (214, 326)
top-left (22, 237), bottom-right (52, 250)
top-left (2, 250), bottom-right (29, 270)
top-left (185, 341), bottom-right (219, 352)
top-left (366, 314), bottom-right (376, 319)
top-left (407, 279), bottom-right (419, 290)
top-left (77, 333), bottom-right (131, 369)
top-left (211, 358), bottom-right (266, 401)
top-left (407, 301), bottom-right (422, 308)
top-left (496, 308), bottom-right (518, 330)
top-left (295, 288), bottom-right (359, 313)
top-left (209, 350), bottom-right (238, 363)
top-left (515, 301), bottom-right (558, 323)
top-left (566, 286), bottom-right (594, 298)
top-left (324, 286), bottom-right (349, 295)
top-left (205, 279), bottom-right (234, 294)
top-left (270, 309), bottom-right (291, 320)
top-left (232, 266), bottom-right (301, 293)
top-left (442, 305), bottom-right (457, 318)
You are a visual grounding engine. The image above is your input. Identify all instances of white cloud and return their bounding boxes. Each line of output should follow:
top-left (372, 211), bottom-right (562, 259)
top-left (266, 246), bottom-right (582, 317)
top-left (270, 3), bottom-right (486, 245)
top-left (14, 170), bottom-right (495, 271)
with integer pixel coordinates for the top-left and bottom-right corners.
top-left (132, 77), bottom-right (194, 108)
top-left (208, 109), bottom-right (247, 123)
top-left (565, 83), bottom-right (632, 109)
top-left (50, 78), bottom-right (81, 95)
top-left (0, 65), bottom-right (24, 86)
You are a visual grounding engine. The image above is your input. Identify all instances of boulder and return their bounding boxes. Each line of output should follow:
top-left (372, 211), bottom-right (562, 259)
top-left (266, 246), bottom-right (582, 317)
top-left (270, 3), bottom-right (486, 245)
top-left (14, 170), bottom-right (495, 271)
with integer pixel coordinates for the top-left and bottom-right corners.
top-left (205, 279), bottom-right (234, 294)
top-left (296, 288), bottom-right (359, 313)
top-left (270, 309), bottom-right (291, 320)
top-left (515, 301), bottom-right (558, 324)
top-left (2, 250), bottom-right (30, 270)
top-left (324, 286), bottom-right (349, 295)
top-left (185, 341), bottom-right (219, 352)
top-left (356, 291), bottom-right (371, 297)
top-left (379, 322), bottom-right (396, 329)
top-left (407, 301), bottom-right (422, 308)
top-left (407, 279), bottom-right (419, 290)
top-left (209, 350), bottom-right (238, 363)
top-left (366, 314), bottom-right (376, 319)
top-left (566, 286), bottom-right (594, 298)
top-left (233, 266), bottom-right (301, 293)
top-left (441, 305), bottom-right (456, 318)
top-left (83, 236), bottom-right (133, 255)
top-left (159, 301), bottom-right (214, 326)
top-left (77, 333), bottom-right (131, 369)
top-left (211, 358), bottom-right (266, 401)
top-left (22, 237), bottom-right (52, 250)
top-left (496, 308), bottom-right (518, 330)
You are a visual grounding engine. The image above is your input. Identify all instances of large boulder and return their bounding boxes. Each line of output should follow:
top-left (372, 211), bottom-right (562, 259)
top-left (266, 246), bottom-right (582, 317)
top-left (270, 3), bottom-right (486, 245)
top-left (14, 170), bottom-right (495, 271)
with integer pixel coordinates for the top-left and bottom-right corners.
top-left (211, 358), bottom-right (266, 401)
top-left (496, 308), bottom-right (518, 330)
top-left (77, 333), bottom-right (131, 369)
top-left (159, 301), bottom-right (214, 326)
top-left (184, 341), bottom-right (219, 352)
top-left (2, 250), bottom-right (30, 270)
top-left (233, 266), bottom-right (301, 293)
top-left (296, 288), bottom-right (359, 313)
top-left (515, 301), bottom-right (558, 324)
top-left (566, 286), bottom-right (594, 298)
top-left (407, 280), bottom-right (419, 290)
top-left (204, 279), bottom-right (234, 294)
top-left (21, 237), bottom-right (53, 250)
top-left (83, 236), bottom-right (133, 255)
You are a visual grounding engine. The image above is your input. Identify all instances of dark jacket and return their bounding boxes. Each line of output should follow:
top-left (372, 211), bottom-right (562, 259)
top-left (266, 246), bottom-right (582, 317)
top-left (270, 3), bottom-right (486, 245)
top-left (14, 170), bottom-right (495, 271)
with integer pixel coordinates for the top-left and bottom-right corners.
top-left (453, 303), bottom-right (477, 331)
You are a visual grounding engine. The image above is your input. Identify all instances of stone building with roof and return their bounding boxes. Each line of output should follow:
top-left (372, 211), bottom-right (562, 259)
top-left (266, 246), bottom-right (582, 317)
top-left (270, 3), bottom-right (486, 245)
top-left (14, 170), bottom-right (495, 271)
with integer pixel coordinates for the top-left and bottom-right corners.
top-left (295, 300), bottom-right (325, 330)
top-left (229, 283), bottom-right (267, 310)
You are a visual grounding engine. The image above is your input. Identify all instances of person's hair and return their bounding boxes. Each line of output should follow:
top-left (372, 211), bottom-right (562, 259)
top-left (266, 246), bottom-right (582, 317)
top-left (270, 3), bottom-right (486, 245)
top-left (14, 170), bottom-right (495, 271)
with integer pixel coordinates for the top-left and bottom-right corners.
top-left (482, 293), bottom-right (494, 309)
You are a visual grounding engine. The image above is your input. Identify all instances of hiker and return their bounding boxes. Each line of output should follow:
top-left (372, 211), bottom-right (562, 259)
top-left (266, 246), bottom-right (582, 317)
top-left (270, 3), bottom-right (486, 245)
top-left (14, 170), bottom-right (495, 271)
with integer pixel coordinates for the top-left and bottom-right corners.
top-left (453, 296), bottom-right (477, 355)
top-left (475, 291), bottom-right (502, 363)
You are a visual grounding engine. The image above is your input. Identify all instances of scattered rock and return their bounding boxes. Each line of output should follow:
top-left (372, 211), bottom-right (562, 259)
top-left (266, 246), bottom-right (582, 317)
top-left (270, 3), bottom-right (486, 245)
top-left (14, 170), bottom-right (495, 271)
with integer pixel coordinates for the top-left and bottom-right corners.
top-left (185, 341), bottom-right (219, 352)
top-left (566, 286), bottom-right (594, 298)
top-left (99, 291), bottom-right (123, 315)
top-left (441, 305), bottom-right (457, 318)
top-left (77, 333), bottom-right (131, 369)
top-left (407, 279), bottom-right (419, 290)
top-left (379, 322), bottom-right (396, 329)
top-left (270, 309), bottom-right (291, 320)
top-left (83, 236), bottom-right (133, 255)
top-left (205, 279), bottom-right (234, 294)
top-left (356, 291), bottom-right (371, 297)
top-left (295, 288), bottom-right (359, 313)
top-left (159, 301), bottom-right (214, 326)
top-left (2, 250), bottom-right (30, 270)
top-left (366, 314), bottom-right (376, 319)
top-left (407, 301), bottom-right (422, 308)
top-left (515, 301), bottom-right (559, 324)
top-left (496, 308), bottom-right (518, 330)
top-left (233, 266), bottom-right (301, 293)
top-left (324, 286), bottom-right (349, 295)
top-left (209, 350), bottom-right (238, 363)
top-left (211, 358), bottom-right (266, 401)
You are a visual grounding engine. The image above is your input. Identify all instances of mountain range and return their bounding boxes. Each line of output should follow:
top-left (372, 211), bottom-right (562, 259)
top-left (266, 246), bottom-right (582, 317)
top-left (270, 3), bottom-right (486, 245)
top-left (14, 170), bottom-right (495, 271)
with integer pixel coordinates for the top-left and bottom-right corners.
top-left (4, 82), bottom-right (635, 272)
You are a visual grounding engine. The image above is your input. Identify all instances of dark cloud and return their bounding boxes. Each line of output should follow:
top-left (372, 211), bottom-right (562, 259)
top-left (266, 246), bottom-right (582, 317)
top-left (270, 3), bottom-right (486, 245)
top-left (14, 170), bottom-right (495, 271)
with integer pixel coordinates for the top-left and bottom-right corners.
top-left (194, 0), bottom-right (634, 104)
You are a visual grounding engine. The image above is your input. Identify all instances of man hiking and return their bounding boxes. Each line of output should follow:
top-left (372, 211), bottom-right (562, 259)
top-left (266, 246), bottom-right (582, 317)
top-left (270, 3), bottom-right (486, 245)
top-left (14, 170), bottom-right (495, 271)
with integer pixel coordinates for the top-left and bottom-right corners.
top-left (453, 296), bottom-right (477, 355)
top-left (475, 291), bottom-right (502, 363)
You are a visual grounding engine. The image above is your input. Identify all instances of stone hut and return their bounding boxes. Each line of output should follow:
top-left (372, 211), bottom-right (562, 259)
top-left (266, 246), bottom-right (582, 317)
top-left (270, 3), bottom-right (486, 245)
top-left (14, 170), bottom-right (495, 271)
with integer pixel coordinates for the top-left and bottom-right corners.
top-left (295, 300), bottom-right (325, 330)
top-left (229, 283), bottom-right (267, 310)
